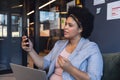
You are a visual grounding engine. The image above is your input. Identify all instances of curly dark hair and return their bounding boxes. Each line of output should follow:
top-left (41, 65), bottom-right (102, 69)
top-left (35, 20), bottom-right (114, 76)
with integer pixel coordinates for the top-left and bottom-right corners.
top-left (67, 6), bottom-right (94, 38)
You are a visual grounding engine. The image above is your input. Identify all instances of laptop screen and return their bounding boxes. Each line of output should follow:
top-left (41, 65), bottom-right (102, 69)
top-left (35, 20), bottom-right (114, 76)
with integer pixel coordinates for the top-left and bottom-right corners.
top-left (10, 63), bottom-right (47, 80)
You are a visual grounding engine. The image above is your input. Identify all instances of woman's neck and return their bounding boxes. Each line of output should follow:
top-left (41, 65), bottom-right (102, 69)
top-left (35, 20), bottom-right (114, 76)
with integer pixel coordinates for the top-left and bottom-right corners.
top-left (68, 36), bottom-right (81, 46)
top-left (66, 36), bottom-right (81, 53)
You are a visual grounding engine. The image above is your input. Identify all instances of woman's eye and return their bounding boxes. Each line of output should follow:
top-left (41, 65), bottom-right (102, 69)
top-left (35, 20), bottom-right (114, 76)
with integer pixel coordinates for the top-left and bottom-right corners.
top-left (65, 22), bottom-right (73, 27)
top-left (69, 24), bottom-right (73, 27)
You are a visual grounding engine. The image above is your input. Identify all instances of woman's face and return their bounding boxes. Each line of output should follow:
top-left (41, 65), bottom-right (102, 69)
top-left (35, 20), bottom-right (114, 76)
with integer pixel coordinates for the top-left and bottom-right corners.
top-left (64, 17), bottom-right (82, 39)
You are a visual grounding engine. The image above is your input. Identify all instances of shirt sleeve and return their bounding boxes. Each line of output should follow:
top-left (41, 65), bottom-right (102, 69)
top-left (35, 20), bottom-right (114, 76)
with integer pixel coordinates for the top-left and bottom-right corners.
top-left (87, 43), bottom-right (103, 80)
top-left (43, 43), bottom-right (57, 69)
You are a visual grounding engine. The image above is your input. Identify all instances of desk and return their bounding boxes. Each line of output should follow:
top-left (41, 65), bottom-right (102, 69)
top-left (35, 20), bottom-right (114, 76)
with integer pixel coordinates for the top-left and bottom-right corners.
top-left (0, 73), bottom-right (16, 80)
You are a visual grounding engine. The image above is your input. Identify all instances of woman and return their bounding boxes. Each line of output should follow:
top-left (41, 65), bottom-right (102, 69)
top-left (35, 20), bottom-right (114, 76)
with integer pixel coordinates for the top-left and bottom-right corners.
top-left (22, 6), bottom-right (103, 80)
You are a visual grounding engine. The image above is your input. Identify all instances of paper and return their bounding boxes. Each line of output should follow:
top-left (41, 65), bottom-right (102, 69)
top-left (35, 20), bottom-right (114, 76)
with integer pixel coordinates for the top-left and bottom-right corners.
top-left (12, 32), bottom-right (19, 37)
top-left (3, 26), bottom-right (7, 37)
top-left (0, 25), bottom-right (2, 37)
top-left (96, 7), bottom-right (101, 14)
top-left (94, 0), bottom-right (105, 5)
top-left (107, 1), bottom-right (120, 20)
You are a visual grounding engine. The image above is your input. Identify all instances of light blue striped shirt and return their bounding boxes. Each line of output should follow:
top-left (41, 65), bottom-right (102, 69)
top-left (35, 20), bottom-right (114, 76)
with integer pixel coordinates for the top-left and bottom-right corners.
top-left (43, 37), bottom-right (103, 80)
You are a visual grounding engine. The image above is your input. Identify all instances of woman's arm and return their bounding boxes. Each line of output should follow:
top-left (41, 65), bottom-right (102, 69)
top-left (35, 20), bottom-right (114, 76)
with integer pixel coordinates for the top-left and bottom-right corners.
top-left (28, 49), bottom-right (44, 69)
top-left (67, 64), bottom-right (90, 80)
top-left (21, 36), bottom-right (44, 69)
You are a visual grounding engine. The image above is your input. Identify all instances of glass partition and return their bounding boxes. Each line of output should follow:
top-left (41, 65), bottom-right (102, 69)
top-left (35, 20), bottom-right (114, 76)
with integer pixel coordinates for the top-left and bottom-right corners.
top-left (39, 10), bottom-right (65, 56)
top-left (39, 11), bottom-right (60, 37)
top-left (0, 13), bottom-right (7, 37)
top-left (11, 14), bottom-right (22, 37)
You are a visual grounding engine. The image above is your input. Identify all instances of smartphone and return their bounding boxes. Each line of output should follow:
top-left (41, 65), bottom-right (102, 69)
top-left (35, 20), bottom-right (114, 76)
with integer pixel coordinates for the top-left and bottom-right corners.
top-left (23, 28), bottom-right (29, 47)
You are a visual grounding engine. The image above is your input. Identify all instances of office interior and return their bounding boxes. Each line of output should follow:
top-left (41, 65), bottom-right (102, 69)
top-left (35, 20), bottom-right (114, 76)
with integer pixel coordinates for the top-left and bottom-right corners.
top-left (0, 0), bottom-right (120, 79)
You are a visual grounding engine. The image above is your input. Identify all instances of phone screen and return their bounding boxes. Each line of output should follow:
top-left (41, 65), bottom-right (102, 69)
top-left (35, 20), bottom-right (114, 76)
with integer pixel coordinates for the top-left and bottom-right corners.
top-left (23, 28), bottom-right (29, 47)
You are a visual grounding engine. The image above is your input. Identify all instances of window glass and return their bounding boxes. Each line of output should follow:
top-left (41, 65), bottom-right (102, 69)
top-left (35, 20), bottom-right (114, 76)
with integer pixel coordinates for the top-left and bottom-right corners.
top-left (39, 11), bottom-right (60, 37)
top-left (11, 14), bottom-right (22, 37)
top-left (0, 13), bottom-right (7, 37)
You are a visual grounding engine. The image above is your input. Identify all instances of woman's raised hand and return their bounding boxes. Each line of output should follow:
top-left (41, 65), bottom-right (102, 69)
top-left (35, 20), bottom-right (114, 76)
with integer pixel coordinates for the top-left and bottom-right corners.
top-left (21, 36), bottom-right (33, 52)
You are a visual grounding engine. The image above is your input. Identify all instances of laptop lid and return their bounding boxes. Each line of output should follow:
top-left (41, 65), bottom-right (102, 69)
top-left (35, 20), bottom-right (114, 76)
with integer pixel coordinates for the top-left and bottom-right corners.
top-left (10, 63), bottom-right (47, 80)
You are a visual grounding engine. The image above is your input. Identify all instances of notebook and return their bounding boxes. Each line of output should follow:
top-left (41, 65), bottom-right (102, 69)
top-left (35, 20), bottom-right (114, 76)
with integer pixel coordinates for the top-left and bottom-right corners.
top-left (10, 63), bottom-right (47, 80)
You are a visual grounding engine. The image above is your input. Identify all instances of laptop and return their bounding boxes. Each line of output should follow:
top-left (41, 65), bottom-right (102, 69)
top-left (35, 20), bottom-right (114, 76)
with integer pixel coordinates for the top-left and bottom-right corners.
top-left (10, 63), bottom-right (47, 80)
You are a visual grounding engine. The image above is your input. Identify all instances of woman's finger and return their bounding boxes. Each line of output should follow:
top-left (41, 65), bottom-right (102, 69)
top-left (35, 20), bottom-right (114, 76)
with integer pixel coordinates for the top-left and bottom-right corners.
top-left (58, 55), bottom-right (66, 67)
top-left (22, 38), bottom-right (28, 43)
top-left (22, 42), bottom-right (29, 47)
top-left (59, 55), bottom-right (68, 62)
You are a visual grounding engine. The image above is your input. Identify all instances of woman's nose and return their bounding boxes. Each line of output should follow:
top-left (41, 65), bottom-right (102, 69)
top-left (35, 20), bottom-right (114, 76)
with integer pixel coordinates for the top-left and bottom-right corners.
top-left (64, 24), bottom-right (68, 29)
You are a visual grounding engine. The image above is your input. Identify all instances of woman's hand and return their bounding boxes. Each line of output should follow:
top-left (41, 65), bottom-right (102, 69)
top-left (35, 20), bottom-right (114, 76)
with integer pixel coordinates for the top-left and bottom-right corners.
top-left (57, 55), bottom-right (73, 72)
top-left (58, 55), bottom-right (90, 80)
top-left (21, 36), bottom-right (33, 52)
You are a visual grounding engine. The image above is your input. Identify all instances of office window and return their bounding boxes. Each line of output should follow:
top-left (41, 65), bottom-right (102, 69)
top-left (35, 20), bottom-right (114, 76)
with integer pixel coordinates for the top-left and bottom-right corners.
top-left (0, 13), bottom-right (7, 37)
top-left (11, 14), bottom-right (22, 37)
top-left (39, 11), bottom-right (60, 37)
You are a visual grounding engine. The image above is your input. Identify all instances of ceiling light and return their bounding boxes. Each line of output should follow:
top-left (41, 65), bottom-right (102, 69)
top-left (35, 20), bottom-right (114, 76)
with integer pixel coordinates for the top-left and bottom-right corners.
top-left (27, 0), bottom-right (56, 15)
top-left (11, 4), bottom-right (23, 8)
top-left (39, 0), bottom-right (56, 9)
top-left (27, 10), bottom-right (35, 16)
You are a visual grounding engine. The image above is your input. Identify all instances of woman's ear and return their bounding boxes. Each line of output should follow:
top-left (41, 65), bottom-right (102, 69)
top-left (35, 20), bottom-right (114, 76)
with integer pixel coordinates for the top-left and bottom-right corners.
top-left (79, 28), bottom-right (83, 33)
